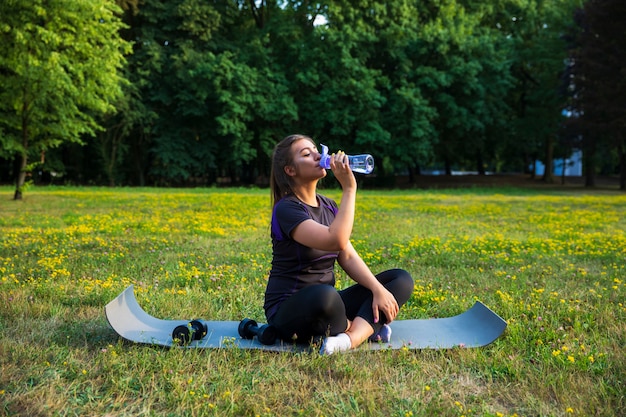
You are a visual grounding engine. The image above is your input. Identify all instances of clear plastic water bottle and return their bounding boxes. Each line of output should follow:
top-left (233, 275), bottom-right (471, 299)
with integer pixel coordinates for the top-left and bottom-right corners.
top-left (319, 144), bottom-right (375, 175)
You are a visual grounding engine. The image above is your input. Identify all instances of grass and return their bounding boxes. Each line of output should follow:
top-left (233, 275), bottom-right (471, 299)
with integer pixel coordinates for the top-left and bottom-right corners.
top-left (0, 185), bottom-right (624, 416)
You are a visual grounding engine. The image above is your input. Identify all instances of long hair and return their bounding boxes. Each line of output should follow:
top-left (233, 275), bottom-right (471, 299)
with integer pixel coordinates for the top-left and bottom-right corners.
top-left (270, 134), bottom-right (315, 206)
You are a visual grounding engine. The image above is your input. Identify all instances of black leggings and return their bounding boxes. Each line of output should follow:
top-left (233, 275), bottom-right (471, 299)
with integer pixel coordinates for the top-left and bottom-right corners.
top-left (268, 269), bottom-right (414, 343)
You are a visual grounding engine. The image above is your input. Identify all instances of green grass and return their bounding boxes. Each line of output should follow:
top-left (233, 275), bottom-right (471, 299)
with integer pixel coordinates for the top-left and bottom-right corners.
top-left (0, 185), bottom-right (624, 416)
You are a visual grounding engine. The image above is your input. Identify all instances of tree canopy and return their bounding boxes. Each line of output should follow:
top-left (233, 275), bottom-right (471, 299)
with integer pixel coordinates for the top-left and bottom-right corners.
top-left (0, 0), bottom-right (131, 198)
top-left (1, 0), bottom-right (623, 191)
top-left (566, 0), bottom-right (626, 188)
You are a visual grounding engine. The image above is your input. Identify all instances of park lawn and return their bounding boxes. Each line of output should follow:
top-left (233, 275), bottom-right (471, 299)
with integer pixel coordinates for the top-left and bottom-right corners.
top-left (0, 185), bottom-right (624, 416)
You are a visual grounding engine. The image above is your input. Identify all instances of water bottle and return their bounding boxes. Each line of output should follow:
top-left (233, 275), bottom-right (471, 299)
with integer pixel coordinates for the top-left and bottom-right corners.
top-left (319, 144), bottom-right (375, 175)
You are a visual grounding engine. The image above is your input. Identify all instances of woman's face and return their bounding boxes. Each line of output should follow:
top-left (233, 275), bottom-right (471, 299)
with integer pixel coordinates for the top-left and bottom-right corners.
top-left (287, 138), bottom-right (327, 181)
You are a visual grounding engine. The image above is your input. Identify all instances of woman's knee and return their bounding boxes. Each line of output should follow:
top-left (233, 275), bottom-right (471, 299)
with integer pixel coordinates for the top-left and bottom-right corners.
top-left (397, 268), bottom-right (414, 290)
top-left (313, 285), bottom-right (344, 315)
top-left (306, 285), bottom-right (346, 335)
top-left (387, 268), bottom-right (414, 303)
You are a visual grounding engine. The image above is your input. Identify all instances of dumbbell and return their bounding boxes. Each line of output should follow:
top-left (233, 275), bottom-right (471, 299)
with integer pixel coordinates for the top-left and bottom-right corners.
top-left (172, 319), bottom-right (207, 345)
top-left (238, 318), bottom-right (277, 345)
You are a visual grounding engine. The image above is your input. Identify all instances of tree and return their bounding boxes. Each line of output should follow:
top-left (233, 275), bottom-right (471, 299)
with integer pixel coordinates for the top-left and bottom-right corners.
top-left (567, 0), bottom-right (626, 189)
top-left (416, 0), bottom-right (515, 176)
top-left (490, 0), bottom-right (583, 182)
top-left (126, 0), bottom-right (297, 185)
top-left (0, 0), bottom-right (131, 199)
top-left (290, 0), bottom-right (437, 181)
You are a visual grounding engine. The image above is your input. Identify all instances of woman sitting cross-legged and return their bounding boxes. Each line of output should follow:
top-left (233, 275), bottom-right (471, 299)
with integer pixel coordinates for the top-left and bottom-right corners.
top-left (264, 134), bottom-right (414, 354)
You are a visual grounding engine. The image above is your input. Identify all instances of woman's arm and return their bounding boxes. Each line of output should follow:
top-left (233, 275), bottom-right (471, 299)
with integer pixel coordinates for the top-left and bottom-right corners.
top-left (290, 193), bottom-right (354, 251)
top-left (338, 242), bottom-right (399, 324)
top-left (291, 152), bottom-right (357, 251)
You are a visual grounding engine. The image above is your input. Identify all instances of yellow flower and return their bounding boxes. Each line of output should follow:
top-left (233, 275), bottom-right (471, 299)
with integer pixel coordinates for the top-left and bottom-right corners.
top-left (566, 407), bottom-right (574, 413)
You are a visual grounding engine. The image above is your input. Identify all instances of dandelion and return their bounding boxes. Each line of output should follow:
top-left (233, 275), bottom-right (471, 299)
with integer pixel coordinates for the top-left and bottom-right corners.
top-left (567, 356), bottom-right (575, 363)
top-left (566, 407), bottom-right (574, 413)
top-left (424, 385), bottom-right (431, 391)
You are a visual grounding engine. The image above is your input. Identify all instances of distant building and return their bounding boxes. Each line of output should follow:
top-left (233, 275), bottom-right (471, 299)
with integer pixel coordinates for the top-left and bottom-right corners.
top-left (534, 150), bottom-right (583, 177)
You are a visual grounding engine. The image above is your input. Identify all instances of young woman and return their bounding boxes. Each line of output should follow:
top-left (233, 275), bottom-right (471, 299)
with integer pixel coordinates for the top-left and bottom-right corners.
top-left (264, 134), bottom-right (414, 354)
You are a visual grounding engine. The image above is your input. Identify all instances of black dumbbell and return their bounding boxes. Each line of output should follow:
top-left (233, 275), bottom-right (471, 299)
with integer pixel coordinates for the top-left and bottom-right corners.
top-left (172, 319), bottom-right (207, 345)
top-left (238, 318), bottom-right (277, 345)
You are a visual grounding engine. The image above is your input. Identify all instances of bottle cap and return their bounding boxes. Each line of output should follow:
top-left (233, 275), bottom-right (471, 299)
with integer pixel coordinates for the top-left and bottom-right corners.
top-left (319, 144), bottom-right (331, 169)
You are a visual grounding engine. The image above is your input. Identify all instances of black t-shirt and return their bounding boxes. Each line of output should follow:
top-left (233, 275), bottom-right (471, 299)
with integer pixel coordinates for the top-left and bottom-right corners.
top-left (264, 194), bottom-right (339, 320)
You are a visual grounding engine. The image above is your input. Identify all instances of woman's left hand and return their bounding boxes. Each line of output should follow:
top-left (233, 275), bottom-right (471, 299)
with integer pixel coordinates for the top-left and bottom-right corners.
top-left (329, 151), bottom-right (356, 191)
top-left (372, 287), bottom-right (399, 324)
top-left (337, 242), bottom-right (399, 324)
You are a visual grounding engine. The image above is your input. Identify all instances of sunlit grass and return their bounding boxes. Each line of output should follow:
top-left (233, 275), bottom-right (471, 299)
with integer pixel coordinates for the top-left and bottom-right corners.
top-left (0, 186), bottom-right (624, 416)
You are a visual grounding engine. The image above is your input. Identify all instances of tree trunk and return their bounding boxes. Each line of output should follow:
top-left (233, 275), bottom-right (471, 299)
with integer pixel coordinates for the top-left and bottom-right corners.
top-left (584, 142), bottom-right (595, 187)
top-left (528, 155), bottom-right (536, 179)
top-left (107, 136), bottom-right (118, 187)
top-left (618, 144), bottom-right (626, 190)
top-left (476, 150), bottom-right (485, 175)
top-left (444, 155), bottom-right (452, 176)
top-left (14, 153), bottom-right (28, 200)
top-left (542, 136), bottom-right (554, 183)
top-left (14, 115), bottom-right (29, 200)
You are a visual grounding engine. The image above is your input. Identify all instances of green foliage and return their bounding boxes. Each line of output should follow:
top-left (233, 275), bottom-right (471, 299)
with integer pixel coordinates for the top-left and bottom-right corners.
top-left (128, 0), bottom-right (298, 183)
top-left (2, 0), bottom-right (618, 187)
top-left (566, 0), bottom-right (626, 187)
top-left (0, 0), bottom-right (131, 195)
